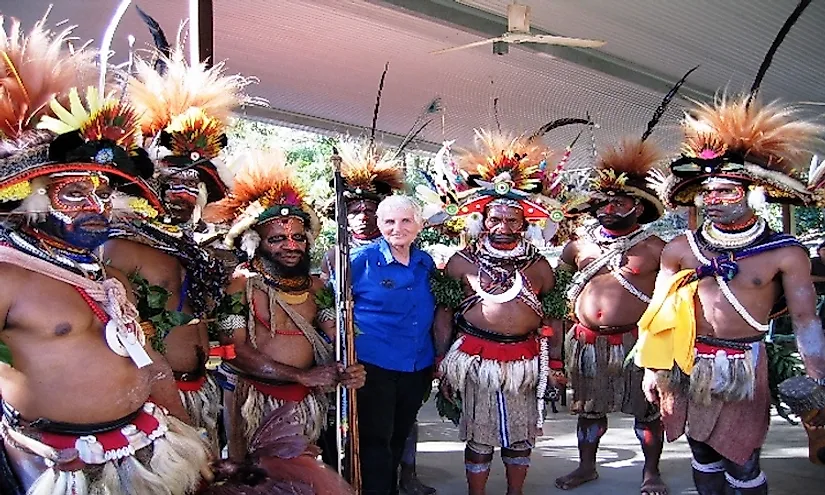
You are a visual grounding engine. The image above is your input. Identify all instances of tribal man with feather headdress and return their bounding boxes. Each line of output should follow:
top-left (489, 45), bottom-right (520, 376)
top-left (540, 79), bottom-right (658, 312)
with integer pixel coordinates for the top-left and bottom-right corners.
top-left (101, 9), bottom-right (251, 453)
top-left (637, 2), bottom-right (825, 493)
top-left (553, 67), bottom-right (698, 495)
top-left (0, 13), bottom-right (212, 495)
top-left (429, 119), bottom-right (590, 495)
top-left (203, 149), bottom-right (365, 462)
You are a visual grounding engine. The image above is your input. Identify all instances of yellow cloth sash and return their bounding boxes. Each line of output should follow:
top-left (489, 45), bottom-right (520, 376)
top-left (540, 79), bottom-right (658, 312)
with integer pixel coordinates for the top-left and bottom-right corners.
top-left (635, 269), bottom-right (698, 373)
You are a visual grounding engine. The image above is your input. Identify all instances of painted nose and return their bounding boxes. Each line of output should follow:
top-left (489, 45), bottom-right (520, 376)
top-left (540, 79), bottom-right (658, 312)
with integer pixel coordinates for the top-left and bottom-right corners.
top-left (604, 204), bottom-right (616, 214)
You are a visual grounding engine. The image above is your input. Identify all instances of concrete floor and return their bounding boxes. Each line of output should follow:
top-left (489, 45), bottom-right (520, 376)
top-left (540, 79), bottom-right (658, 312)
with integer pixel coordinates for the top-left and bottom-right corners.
top-left (412, 398), bottom-right (825, 495)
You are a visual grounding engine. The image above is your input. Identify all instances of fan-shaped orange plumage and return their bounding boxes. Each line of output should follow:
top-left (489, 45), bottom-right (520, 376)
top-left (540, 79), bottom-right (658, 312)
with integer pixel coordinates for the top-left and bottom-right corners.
top-left (596, 138), bottom-right (664, 179)
top-left (337, 140), bottom-right (406, 193)
top-left (0, 14), bottom-right (95, 139)
top-left (683, 95), bottom-right (824, 174)
top-left (128, 45), bottom-right (250, 136)
top-left (457, 129), bottom-right (550, 191)
top-left (203, 149), bottom-right (305, 224)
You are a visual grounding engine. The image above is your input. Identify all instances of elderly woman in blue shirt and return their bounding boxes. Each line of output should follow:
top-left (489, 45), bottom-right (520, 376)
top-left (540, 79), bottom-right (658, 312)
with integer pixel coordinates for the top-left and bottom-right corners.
top-left (351, 195), bottom-right (436, 495)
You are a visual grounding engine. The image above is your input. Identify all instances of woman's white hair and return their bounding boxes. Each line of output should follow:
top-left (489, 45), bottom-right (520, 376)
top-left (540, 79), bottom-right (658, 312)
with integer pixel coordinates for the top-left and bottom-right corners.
top-left (376, 195), bottom-right (423, 226)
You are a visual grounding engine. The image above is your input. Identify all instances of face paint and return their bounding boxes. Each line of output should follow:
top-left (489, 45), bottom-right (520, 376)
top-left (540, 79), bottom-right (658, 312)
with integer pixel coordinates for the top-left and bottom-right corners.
top-left (48, 173), bottom-right (113, 224)
top-left (700, 183), bottom-right (752, 226)
top-left (44, 212), bottom-right (112, 249)
top-left (484, 204), bottom-right (525, 250)
top-left (595, 195), bottom-right (639, 231)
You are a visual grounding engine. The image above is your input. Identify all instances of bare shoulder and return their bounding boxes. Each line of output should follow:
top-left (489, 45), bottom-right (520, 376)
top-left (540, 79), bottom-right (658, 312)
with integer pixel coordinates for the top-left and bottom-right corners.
top-left (445, 251), bottom-right (473, 279)
top-left (560, 239), bottom-right (580, 266)
top-left (227, 269), bottom-right (250, 296)
top-left (661, 233), bottom-right (689, 268)
top-left (310, 275), bottom-right (327, 293)
top-left (776, 244), bottom-right (811, 269)
top-left (642, 235), bottom-right (666, 255)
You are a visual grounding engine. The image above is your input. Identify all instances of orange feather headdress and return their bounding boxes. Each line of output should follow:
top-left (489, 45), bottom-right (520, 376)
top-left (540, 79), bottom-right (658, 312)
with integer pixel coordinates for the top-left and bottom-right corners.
top-left (656, 96), bottom-right (825, 207)
top-left (203, 149), bottom-right (320, 256)
top-left (127, 10), bottom-right (256, 202)
top-left (650, 1), bottom-right (825, 208)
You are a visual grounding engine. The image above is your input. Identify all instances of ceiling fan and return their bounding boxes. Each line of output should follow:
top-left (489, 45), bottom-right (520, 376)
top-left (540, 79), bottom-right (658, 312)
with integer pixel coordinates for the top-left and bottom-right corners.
top-left (432, 2), bottom-right (606, 55)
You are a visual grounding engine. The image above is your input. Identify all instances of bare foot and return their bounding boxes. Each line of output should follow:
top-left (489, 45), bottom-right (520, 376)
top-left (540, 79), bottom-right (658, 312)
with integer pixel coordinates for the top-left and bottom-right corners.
top-left (640, 471), bottom-right (668, 495)
top-left (555, 467), bottom-right (599, 490)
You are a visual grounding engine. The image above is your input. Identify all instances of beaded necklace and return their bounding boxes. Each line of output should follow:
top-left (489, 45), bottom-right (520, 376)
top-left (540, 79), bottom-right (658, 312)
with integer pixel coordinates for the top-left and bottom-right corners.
top-left (2, 226), bottom-right (105, 281)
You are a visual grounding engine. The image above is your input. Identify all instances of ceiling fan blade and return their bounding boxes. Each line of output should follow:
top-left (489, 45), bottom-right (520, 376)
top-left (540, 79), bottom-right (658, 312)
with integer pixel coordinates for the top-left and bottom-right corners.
top-left (519, 34), bottom-right (606, 48)
top-left (430, 37), bottom-right (502, 54)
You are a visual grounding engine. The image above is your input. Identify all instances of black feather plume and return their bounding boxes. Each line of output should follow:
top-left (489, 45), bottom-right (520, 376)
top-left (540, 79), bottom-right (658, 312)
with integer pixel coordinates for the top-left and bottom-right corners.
top-left (641, 65), bottom-right (698, 142)
top-left (369, 62), bottom-right (389, 151)
top-left (392, 97), bottom-right (442, 159)
top-left (135, 5), bottom-right (171, 75)
top-left (747, 0), bottom-right (812, 106)
top-left (529, 117), bottom-right (593, 142)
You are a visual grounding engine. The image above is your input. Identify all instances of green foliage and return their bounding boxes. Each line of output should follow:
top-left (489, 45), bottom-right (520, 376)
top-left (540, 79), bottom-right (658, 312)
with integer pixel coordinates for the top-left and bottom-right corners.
top-left (417, 226), bottom-right (460, 248)
top-left (0, 341), bottom-right (11, 366)
top-left (543, 268), bottom-right (573, 319)
top-left (129, 272), bottom-right (194, 354)
top-left (216, 291), bottom-right (247, 317)
top-left (315, 284), bottom-right (335, 310)
top-left (436, 391), bottom-right (462, 426)
top-left (430, 269), bottom-right (464, 309)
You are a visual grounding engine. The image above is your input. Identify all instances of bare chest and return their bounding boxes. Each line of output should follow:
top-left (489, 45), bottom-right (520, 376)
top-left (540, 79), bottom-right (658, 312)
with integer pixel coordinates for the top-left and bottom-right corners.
top-left (576, 242), bottom-right (658, 277)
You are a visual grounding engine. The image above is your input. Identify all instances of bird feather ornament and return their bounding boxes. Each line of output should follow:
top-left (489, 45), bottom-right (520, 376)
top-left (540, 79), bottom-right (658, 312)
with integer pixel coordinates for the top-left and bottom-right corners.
top-left (0, 13), bottom-right (95, 140)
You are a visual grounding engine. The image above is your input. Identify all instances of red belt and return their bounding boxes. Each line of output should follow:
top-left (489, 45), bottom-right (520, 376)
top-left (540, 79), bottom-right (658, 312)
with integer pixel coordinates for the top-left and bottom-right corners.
top-left (39, 408), bottom-right (160, 453)
top-left (458, 332), bottom-right (539, 361)
top-left (248, 379), bottom-right (311, 402)
top-left (176, 375), bottom-right (207, 393)
top-left (573, 323), bottom-right (636, 346)
top-left (695, 342), bottom-right (749, 359)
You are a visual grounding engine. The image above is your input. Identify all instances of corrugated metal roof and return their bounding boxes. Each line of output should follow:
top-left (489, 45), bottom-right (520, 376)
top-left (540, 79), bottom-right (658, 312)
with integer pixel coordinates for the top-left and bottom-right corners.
top-left (6, 0), bottom-right (824, 169)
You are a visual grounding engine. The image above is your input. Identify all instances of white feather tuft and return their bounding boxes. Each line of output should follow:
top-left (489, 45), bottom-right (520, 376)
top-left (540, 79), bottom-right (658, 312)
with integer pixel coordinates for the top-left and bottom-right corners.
top-left (747, 186), bottom-right (767, 210)
top-left (240, 229), bottom-right (261, 258)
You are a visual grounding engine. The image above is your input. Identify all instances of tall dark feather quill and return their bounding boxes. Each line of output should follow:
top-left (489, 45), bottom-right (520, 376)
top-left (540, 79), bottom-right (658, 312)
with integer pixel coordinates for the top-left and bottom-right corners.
top-left (748, 0), bottom-right (811, 106)
top-left (369, 62), bottom-right (389, 151)
top-left (135, 5), bottom-right (171, 75)
top-left (640, 64), bottom-right (698, 142)
top-left (528, 117), bottom-right (593, 142)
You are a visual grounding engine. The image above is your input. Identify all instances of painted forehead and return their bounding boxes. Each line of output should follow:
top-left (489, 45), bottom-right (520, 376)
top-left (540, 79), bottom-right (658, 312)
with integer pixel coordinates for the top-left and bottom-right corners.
top-left (50, 172), bottom-right (110, 188)
top-left (485, 204), bottom-right (524, 217)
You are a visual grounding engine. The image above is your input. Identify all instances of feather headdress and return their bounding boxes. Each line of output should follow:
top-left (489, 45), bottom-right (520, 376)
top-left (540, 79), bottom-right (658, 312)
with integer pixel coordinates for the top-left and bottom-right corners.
top-left (0, 14), bottom-right (95, 142)
top-left (128, 10), bottom-right (255, 202)
top-left (572, 66), bottom-right (697, 223)
top-left (0, 13), bottom-right (160, 218)
top-left (657, 0), bottom-right (825, 208)
top-left (421, 117), bottom-right (592, 244)
top-left (203, 149), bottom-right (321, 255)
top-left (337, 139), bottom-right (406, 200)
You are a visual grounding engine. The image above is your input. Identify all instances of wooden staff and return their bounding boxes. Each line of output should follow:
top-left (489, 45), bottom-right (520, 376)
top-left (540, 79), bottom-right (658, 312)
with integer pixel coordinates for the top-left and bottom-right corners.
top-left (332, 148), bottom-right (362, 492)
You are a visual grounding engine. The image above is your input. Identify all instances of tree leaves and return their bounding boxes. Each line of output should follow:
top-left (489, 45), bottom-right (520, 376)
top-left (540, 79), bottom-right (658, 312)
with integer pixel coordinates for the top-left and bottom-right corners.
top-left (0, 341), bottom-right (11, 366)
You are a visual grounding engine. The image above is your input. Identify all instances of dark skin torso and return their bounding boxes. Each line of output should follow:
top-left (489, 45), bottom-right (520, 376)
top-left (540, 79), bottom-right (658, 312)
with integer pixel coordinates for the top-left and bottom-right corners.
top-left (104, 238), bottom-right (210, 373)
top-left (443, 253), bottom-right (555, 335)
top-left (661, 235), bottom-right (802, 340)
top-left (563, 235), bottom-right (665, 328)
top-left (226, 274), bottom-right (336, 377)
top-left (247, 276), bottom-right (332, 370)
top-left (0, 263), bottom-right (149, 423)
